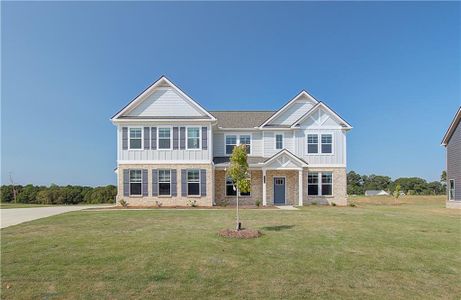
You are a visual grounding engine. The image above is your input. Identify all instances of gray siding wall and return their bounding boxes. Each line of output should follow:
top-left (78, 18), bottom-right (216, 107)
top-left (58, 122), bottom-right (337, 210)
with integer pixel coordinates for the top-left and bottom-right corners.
top-left (118, 123), bottom-right (212, 162)
top-left (447, 122), bottom-right (461, 201)
top-left (212, 130), bottom-right (262, 157)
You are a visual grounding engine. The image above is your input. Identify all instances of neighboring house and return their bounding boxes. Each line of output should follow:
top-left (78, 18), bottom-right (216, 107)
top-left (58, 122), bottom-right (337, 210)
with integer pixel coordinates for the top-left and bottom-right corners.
top-left (111, 76), bottom-right (352, 207)
top-left (365, 190), bottom-right (389, 196)
top-left (441, 107), bottom-right (461, 209)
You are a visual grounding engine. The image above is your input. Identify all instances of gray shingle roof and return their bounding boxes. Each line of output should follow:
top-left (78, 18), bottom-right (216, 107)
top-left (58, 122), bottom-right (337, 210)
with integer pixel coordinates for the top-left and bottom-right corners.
top-left (213, 156), bottom-right (267, 167)
top-left (210, 111), bottom-right (275, 128)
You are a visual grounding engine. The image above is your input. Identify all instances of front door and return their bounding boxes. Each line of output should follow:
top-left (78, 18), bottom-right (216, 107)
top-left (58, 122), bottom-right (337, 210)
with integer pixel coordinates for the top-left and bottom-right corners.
top-left (274, 177), bottom-right (286, 205)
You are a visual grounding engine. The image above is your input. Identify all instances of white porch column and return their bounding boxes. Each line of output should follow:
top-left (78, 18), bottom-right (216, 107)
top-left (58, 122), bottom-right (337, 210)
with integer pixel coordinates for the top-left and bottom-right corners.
top-left (262, 168), bottom-right (267, 206)
top-left (298, 169), bottom-right (303, 206)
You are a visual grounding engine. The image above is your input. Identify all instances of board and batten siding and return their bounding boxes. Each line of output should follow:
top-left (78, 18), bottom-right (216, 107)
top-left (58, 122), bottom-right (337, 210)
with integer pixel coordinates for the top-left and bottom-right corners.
top-left (295, 129), bottom-right (346, 166)
top-left (269, 99), bottom-right (315, 125)
top-left (212, 131), bottom-right (263, 157)
top-left (447, 121), bottom-right (461, 201)
top-left (118, 124), bottom-right (212, 162)
top-left (263, 131), bottom-right (295, 157)
top-left (125, 88), bottom-right (205, 117)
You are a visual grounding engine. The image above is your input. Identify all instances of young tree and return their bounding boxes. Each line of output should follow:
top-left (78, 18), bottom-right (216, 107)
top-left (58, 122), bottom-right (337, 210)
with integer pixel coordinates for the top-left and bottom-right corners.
top-left (228, 144), bottom-right (251, 231)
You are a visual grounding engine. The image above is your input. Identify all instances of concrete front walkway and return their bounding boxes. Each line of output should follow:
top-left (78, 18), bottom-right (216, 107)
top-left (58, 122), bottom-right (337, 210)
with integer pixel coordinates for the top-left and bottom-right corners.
top-left (275, 205), bottom-right (299, 210)
top-left (1, 205), bottom-right (111, 229)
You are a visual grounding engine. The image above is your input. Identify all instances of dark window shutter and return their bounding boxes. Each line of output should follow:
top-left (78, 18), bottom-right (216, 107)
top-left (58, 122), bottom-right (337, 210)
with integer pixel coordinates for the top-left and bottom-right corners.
top-left (142, 169), bottom-right (148, 197)
top-left (200, 169), bottom-right (207, 196)
top-left (152, 169), bottom-right (158, 196)
top-left (201, 127), bottom-right (208, 150)
top-left (144, 127), bottom-right (150, 150)
top-left (122, 127), bottom-right (128, 150)
top-left (171, 169), bottom-right (177, 196)
top-left (151, 127), bottom-right (157, 150)
top-left (181, 169), bottom-right (187, 196)
top-left (123, 169), bottom-right (129, 196)
top-left (173, 127), bottom-right (179, 150)
top-left (179, 127), bottom-right (186, 150)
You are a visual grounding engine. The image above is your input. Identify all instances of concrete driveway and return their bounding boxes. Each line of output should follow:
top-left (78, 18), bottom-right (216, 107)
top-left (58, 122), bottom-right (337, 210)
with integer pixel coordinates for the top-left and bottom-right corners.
top-left (1, 205), bottom-right (110, 229)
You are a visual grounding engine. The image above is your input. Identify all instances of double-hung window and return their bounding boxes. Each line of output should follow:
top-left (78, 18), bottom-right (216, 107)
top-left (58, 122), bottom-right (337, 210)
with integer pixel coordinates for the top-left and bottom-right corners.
top-left (321, 172), bottom-right (333, 195)
top-left (308, 172), bottom-right (333, 196)
top-left (187, 127), bottom-right (200, 149)
top-left (307, 134), bottom-right (333, 154)
top-left (158, 170), bottom-right (171, 196)
top-left (275, 134), bottom-right (283, 150)
top-left (240, 135), bottom-right (251, 154)
top-left (307, 134), bottom-right (318, 153)
top-left (225, 135), bottom-right (237, 155)
top-left (225, 175), bottom-right (251, 196)
top-left (308, 173), bottom-right (319, 195)
top-left (321, 134), bottom-right (333, 154)
top-left (449, 179), bottom-right (455, 200)
top-left (187, 170), bottom-right (200, 196)
top-left (158, 128), bottom-right (171, 149)
top-left (129, 170), bottom-right (142, 196)
top-left (129, 128), bottom-right (142, 149)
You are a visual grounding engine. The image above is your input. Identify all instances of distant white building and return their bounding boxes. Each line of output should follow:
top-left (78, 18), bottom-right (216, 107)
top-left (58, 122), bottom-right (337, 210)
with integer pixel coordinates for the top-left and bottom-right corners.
top-left (365, 190), bottom-right (389, 196)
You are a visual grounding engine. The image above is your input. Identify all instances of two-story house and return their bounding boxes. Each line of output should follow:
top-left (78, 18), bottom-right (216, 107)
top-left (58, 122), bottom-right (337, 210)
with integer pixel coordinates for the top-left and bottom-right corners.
top-left (111, 76), bottom-right (352, 206)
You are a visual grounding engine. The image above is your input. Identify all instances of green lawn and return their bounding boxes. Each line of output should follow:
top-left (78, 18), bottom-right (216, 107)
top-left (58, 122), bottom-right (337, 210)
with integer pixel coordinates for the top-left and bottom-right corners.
top-left (1, 196), bottom-right (460, 299)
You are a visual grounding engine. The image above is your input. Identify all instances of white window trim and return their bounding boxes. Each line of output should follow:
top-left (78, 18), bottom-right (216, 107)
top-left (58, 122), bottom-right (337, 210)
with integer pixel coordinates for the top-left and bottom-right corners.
top-left (157, 126), bottom-right (173, 150)
top-left (129, 169), bottom-right (142, 196)
top-left (305, 133), bottom-right (334, 155)
top-left (307, 171), bottom-right (333, 196)
top-left (225, 173), bottom-right (251, 197)
top-left (275, 133), bottom-right (284, 150)
top-left (187, 169), bottom-right (201, 196)
top-left (224, 133), bottom-right (253, 156)
top-left (186, 126), bottom-right (202, 151)
top-left (128, 127), bottom-right (143, 151)
top-left (449, 179), bottom-right (455, 201)
top-left (158, 169), bottom-right (171, 196)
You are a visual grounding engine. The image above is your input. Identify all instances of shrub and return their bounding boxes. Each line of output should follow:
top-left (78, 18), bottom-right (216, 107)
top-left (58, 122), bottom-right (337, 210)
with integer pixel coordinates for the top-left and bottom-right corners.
top-left (187, 199), bottom-right (198, 207)
top-left (155, 201), bottom-right (163, 208)
top-left (119, 199), bottom-right (128, 208)
top-left (218, 199), bottom-right (229, 207)
top-left (349, 203), bottom-right (356, 207)
top-left (331, 202), bottom-right (336, 206)
top-left (255, 199), bottom-right (261, 207)
top-left (311, 201), bottom-right (317, 205)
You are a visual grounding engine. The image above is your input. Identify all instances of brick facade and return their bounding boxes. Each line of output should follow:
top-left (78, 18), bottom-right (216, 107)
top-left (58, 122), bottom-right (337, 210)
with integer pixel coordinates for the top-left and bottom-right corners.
top-left (117, 163), bottom-right (213, 207)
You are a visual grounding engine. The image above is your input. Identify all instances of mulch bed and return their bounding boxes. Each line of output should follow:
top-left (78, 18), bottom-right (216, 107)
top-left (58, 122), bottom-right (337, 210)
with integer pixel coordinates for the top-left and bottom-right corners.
top-left (218, 228), bottom-right (262, 239)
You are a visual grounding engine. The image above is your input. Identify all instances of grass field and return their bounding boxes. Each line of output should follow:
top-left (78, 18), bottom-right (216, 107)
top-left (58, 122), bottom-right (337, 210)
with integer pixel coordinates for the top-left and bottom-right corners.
top-left (1, 196), bottom-right (460, 299)
top-left (0, 203), bottom-right (53, 209)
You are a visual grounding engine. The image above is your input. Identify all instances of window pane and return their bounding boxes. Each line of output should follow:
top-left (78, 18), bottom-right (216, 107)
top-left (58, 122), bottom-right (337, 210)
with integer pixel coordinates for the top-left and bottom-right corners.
top-left (307, 134), bottom-right (318, 143)
top-left (159, 139), bottom-right (171, 149)
top-left (188, 183), bottom-right (200, 195)
top-left (188, 138), bottom-right (200, 149)
top-left (188, 128), bottom-right (200, 138)
top-left (240, 135), bottom-right (251, 145)
top-left (130, 139), bottom-right (142, 149)
top-left (308, 173), bottom-right (318, 184)
top-left (187, 170), bottom-right (200, 182)
top-left (308, 144), bottom-right (318, 153)
top-left (226, 184), bottom-right (236, 196)
top-left (130, 128), bottom-right (142, 138)
top-left (276, 134), bottom-right (283, 149)
top-left (240, 190), bottom-right (250, 196)
top-left (226, 145), bottom-right (236, 155)
top-left (321, 144), bottom-right (332, 153)
top-left (159, 170), bottom-right (170, 182)
top-left (130, 170), bottom-right (142, 182)
top-left (130, 183), bottom-right (142, 195)
top-left (321, 134), bottom-right (332, 143)
top-left (321, 184), bottom-right (332, 196)
top-left (322, 173), bottom-right (332, 184)
top-left (159, 183), bottom-right (171, 195)
top-left (308, 185), bottom-right (318, 195)
top-left (226, 135), bottom-right (237, 144)
top-left (159, 128), bottom-right (170, 138)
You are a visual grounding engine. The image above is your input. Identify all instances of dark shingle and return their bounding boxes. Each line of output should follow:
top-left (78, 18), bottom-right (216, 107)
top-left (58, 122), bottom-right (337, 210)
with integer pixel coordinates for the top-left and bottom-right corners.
top-left (210, 111), bottom-right (275, 128)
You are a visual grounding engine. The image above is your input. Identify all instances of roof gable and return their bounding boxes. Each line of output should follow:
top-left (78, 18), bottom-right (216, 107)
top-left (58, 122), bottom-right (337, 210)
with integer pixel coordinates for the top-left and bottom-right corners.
top-left (442, 106), bottom-right (461, 146)
top-left (112, 76), bottom-right (215, 121)
top-left (291, 102), bottom-right (352, 129)
top-left (259, 91), bottom-right (318, 127)
top-left (263, 149), bottom-right (307, 169)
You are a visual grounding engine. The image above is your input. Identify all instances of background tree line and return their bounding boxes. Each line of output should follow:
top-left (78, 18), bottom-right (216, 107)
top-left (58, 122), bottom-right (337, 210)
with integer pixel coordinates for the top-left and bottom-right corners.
top-left (0, 184), bottom-right (117, 204)
top-left (347, 171), bottom-right (446, 195)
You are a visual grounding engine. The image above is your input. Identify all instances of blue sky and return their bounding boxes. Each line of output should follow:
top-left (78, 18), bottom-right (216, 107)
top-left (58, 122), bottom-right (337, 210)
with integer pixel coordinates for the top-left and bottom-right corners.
top-left (2, 2), bottom-right (460, 186)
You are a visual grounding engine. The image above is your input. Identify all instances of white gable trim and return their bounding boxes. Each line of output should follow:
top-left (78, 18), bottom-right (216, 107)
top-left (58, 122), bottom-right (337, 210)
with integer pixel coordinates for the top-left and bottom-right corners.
top-left (290, 102), bottom-right (352, 129)
top-left (259, 90), bottom-right (319, 128)
top-left (111, 76), bottom-right (216, 121)
top-left (263, 149), bottom-right (308, 168)
top-left (441, 106), bottom-right (461, 146)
